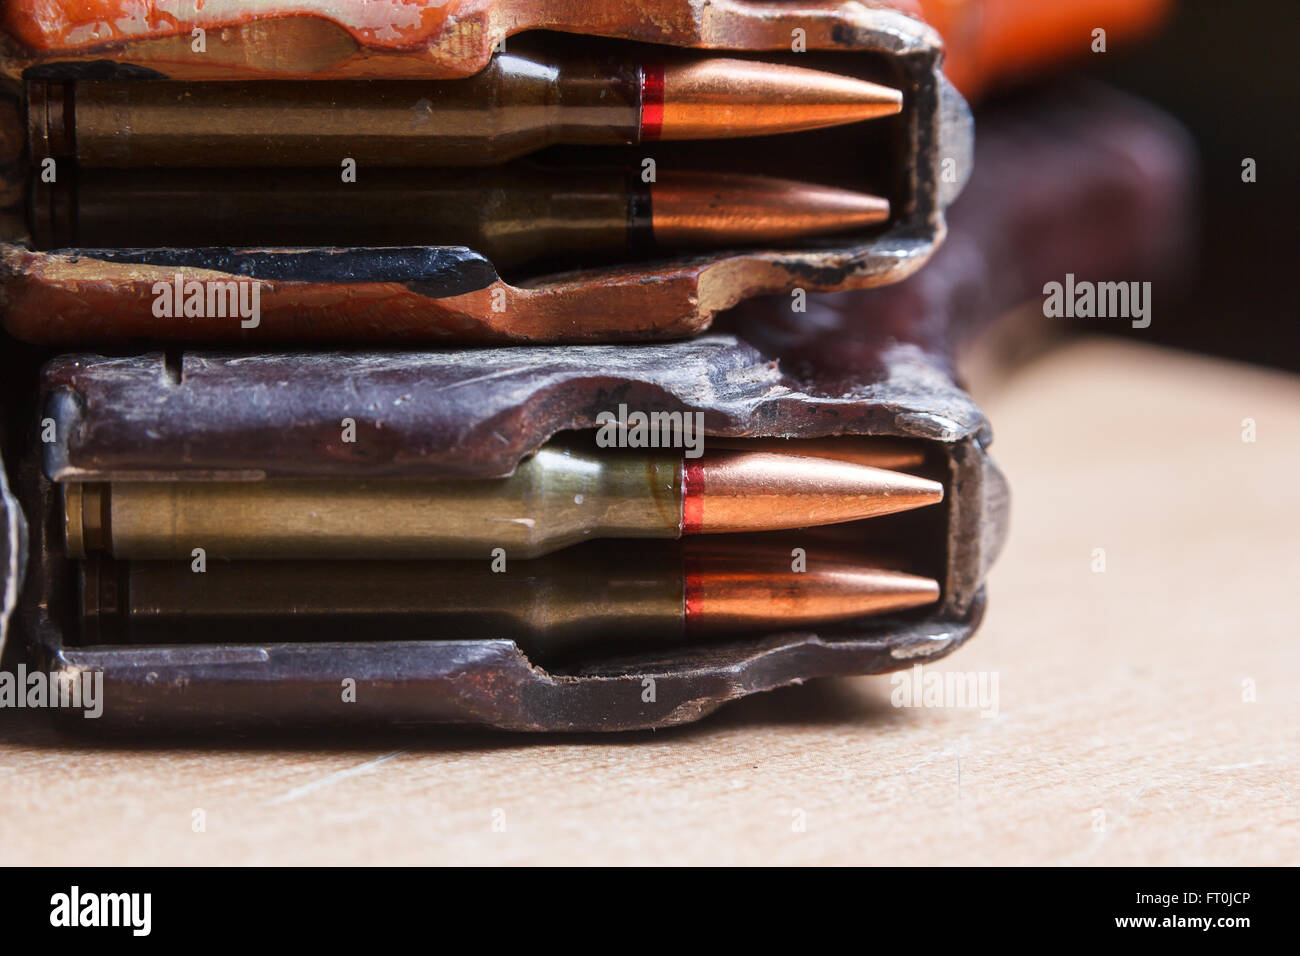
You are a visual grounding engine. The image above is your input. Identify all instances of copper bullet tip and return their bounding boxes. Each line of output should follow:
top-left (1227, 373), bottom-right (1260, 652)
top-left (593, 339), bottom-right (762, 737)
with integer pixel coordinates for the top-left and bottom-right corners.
top-left (643, 58), bottom-right (903, 141)
top-left (707, 437), bottom-right (926, 471)
top-left (652, 172), bottom-right (890, 248)
top-left (685, 551), bottom-right (940, 632)
top-left (683, 451), bottom-right (943, 534)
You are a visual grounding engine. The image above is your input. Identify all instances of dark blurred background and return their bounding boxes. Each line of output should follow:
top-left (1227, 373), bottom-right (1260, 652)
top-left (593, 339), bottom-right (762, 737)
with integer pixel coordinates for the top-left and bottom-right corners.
top-left (1079, 0), bottom-right (1299, 370)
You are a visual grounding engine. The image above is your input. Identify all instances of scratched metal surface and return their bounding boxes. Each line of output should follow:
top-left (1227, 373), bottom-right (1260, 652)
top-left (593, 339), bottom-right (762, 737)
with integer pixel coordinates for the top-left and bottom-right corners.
top-left (0, 3), bottom-right (968, 345)
top-left (0, 1), bottom-right (939, 80)
top-left (5, 84), bottom-right (1189, 731)
top-left (7, 82), bottom-right (1193, 732)
top-left (23, 330), bottom-right (1001, 729)
top-left (41, 336), bottom-right (987, 481)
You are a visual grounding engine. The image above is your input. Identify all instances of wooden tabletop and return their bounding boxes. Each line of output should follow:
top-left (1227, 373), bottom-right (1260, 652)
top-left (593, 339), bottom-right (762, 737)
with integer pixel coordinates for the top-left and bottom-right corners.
top-left (2, 337), bottom-right (1296, 865)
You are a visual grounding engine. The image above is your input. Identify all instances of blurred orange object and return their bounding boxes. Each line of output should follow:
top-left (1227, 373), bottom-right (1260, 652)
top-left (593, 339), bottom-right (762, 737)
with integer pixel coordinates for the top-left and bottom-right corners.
top-left (1, 0), bottom-right (1171, 90)
top-left (912, 0), bottom-right (1173, 99)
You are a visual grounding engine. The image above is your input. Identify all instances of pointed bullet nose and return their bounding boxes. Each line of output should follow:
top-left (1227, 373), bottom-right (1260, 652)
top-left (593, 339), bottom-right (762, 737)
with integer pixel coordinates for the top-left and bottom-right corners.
top-left (685, 554), bottom-right (940, 632)
top-left (682, 451), bottom-right (943, 534)
top-left (650, 58), bottom-right (903, 141)
top-left (652, 172), bottom-right (890, 248)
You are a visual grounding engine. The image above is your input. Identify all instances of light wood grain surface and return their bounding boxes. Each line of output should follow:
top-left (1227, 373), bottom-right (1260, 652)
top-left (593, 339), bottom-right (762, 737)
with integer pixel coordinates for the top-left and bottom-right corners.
top-left (1, 338), bottom-right (1296, 865)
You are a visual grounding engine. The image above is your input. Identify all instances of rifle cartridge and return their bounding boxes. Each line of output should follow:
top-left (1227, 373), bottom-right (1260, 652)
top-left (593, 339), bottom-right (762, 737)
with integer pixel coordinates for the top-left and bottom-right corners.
top-left (26, 54), bottom-right (902, 167)
top-left (62, 446), bottom-right (943, 561)
top-left (79, 546), bottom-right (940, 660)
top-left (29, 165), bottom-right (891, 269)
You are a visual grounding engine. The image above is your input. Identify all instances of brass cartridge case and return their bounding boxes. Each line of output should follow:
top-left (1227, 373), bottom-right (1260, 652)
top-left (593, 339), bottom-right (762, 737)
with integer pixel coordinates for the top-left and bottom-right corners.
top-left (80, 550), bottom-right (686, 658)
top-left (64, 447), bottom-right (683, 561)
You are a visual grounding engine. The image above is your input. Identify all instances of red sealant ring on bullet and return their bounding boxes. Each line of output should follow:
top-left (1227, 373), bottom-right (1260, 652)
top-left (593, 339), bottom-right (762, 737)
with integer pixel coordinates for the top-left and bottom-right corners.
top-left (681, 457), bottom-right (705, 534)
top-left (639, 62), bottom-right (665, 141)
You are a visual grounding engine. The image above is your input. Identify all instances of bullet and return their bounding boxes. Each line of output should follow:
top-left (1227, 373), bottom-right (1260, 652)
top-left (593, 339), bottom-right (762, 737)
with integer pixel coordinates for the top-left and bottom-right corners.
top-left (63, 446), bottom-right (943, 561)
top-left (30, 165), bottom-right (891, 267)
top-left (27, 55), bottom-right (901, 168)
top-left (79, 544), bottom-right (939, 659)
top-left (708, 437), bottom-right (926, 471)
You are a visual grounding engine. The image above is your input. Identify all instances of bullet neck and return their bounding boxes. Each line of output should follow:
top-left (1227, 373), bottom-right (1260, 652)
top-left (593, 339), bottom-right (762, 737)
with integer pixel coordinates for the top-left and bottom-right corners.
top-left (625, 167), bottom-right (655, 260)
top-left (527, 446), bottom-right (684, 546)
top-left (550, 54), bottom-right (641, 145)
top-left (64, 482), bottom-right (109, 559)
top-left (27, 82), bottom-right (74, 160)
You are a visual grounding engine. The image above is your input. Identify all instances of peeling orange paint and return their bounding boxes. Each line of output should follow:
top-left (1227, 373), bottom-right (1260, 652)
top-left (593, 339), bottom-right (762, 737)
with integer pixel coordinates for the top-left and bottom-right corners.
top-left (1, 1), bottom-right (939, 81)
